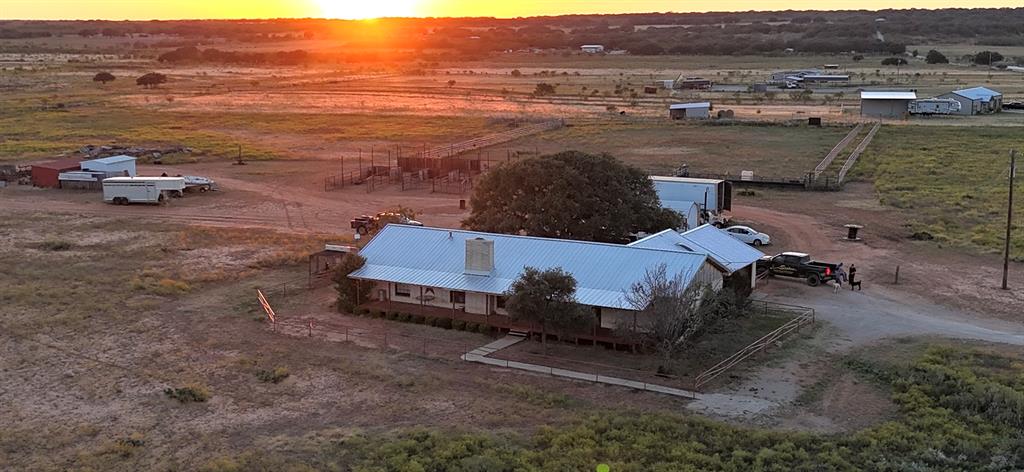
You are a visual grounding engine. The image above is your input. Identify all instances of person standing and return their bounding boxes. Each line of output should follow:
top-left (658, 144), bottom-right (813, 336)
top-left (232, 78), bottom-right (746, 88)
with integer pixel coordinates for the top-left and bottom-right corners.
top-left (849, 264), bottom-right (859, 290)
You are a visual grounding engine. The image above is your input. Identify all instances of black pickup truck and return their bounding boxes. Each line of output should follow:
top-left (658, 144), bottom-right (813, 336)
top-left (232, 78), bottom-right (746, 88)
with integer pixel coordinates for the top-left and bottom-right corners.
top-left (758, 252), bottom-right (840, 286)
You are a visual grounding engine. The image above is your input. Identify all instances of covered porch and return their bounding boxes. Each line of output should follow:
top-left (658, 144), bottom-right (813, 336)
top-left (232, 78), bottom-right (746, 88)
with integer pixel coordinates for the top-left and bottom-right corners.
top-left (361, 299), bottom-right (639, 350)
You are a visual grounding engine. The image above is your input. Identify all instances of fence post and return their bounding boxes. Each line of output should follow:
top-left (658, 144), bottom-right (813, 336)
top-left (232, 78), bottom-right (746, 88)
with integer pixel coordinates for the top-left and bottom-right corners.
top-left (894, 265), bottom-right (900, 285)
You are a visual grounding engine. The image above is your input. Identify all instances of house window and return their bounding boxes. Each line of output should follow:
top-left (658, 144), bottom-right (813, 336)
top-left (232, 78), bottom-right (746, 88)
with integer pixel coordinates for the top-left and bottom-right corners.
top-left (450, 290), bottom-right (466, 304)
top-left (495, 296), bottom-right (507, 309)
top-left (394, 284), bottom-right (411, 297)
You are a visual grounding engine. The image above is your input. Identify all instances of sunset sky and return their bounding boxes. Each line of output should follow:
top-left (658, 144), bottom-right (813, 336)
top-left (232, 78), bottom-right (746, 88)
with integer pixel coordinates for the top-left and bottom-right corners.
top-left (4, 0), bottom-right (1022, 20)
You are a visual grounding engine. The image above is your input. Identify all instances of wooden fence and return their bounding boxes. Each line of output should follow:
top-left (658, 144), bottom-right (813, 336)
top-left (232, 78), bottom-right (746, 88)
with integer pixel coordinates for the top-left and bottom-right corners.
top-left (415, 119), bottom-right (564, 160)
top-left (813, 122), bottom-right (864, 178)
top-left (837, 122), bottom-right (881, 185)
top-left (693, 301), bottom-right (815, 390)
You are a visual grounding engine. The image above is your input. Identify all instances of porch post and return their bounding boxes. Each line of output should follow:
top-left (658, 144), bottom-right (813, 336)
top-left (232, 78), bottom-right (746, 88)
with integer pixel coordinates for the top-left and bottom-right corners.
top-left (356, 279), bottom-right (361, 308)
top-left (387, 282), bottom-right (392, 311)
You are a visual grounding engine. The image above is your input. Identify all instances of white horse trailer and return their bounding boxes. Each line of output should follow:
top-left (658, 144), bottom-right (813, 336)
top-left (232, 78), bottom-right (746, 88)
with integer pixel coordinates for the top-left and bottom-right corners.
top-left (103, 177), bottom-right (185, 205)
top-left (909, 98), bottom-right (962, 115)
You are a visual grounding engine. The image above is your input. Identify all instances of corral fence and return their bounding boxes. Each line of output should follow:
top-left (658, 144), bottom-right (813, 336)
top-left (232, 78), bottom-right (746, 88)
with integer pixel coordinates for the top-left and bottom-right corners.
top-left (323, 120), bottom-right (563, 195)
top-left (415, 119), bottom-right (564, 160)
top-left (693, 300), bottom-right (815, 390)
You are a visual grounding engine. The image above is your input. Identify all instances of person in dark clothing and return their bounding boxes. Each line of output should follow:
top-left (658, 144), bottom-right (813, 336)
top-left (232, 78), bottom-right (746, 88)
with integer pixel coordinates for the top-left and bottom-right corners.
top-left (849, 264), bottom-right (861, 290)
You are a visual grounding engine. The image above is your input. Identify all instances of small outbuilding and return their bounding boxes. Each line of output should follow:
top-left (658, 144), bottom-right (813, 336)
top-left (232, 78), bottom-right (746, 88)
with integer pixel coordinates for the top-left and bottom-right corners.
top-left (860, 91), bottom-right (917, 119)
top-left (629, 225), bottom-right (765, 296)
top-left (669, 102), bottom-right (711, 120)
top-left (937, 86), bottom-right (1003, 115)
top-left (580, 45), bottom-right (605, 53)
top-left (81, 155), bottom-right (137, 177)
top-left (30, 158), bottom-right (81, 188)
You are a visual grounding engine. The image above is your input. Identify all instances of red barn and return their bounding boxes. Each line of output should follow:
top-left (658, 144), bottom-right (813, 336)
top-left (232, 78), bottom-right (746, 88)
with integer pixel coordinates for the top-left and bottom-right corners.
top-left (30, 158), bottom-right (81, 188)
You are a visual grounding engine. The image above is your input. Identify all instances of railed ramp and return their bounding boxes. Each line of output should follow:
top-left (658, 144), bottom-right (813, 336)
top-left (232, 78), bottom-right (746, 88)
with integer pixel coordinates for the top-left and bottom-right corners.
top-left (813, 123), bottom-right (864, 179)
top-left (837, 122), bottom-right (881, 186)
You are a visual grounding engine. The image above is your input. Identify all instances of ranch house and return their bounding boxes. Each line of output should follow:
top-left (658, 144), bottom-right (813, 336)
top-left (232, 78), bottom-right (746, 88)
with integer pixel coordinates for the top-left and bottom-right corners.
top-left (348, 225), bottom-right (727, 344)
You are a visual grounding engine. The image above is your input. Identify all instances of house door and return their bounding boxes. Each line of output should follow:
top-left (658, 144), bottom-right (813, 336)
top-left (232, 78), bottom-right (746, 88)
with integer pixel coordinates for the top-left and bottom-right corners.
top-left (377, 289), bottom-right (386, 301)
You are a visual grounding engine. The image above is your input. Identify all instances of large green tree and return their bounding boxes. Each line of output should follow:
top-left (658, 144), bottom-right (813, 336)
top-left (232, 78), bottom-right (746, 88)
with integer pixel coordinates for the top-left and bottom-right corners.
top-left (332, 253), bottom-right (371, 313)
top-left (504, 267), bottom-right (589, 348)
top-left (925, 49), bottom-right (949, 64)
top-left (464, 151), bottom-right (681, 243)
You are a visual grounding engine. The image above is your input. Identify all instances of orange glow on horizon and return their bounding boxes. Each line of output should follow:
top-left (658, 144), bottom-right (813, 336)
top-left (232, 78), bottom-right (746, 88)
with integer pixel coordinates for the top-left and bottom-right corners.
top-left (2, 0), bottom-right (1022, 20)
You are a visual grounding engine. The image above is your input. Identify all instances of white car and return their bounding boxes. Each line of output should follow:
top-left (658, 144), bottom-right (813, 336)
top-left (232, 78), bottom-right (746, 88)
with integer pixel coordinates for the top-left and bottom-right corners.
top-left (723, 225), bottom-right (771, 246)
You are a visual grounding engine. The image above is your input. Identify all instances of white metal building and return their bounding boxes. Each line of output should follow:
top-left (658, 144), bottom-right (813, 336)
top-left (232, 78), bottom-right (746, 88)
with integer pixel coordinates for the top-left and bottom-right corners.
top-left (628, 225), bottom-right (765, 295)
top-left (937, 86), bottom-right (1003, 115)
top-left (669, 102), bottom-right (711, 120)
top-left (860, 91), bottom-right (917, 119)
top-left (580, 45), bottom-right (605, 53)
top-left (348, 225), bottom-right (723, 334)
top-left (80, 155), bottom-right (137, 177)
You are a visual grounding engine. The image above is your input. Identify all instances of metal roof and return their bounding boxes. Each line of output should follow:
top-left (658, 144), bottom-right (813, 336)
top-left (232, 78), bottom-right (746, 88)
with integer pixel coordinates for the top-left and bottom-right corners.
top-left (669, 102), bottom-right (711, 110)
top-left (82, 155), bottom-right (136, 165)
top-left (803, 75), bottom-right (850, 80)
top-left (628, 225), bottom-right (765, 274)
top-left (860, 91), bottom-right (917, 100)
top-left (104, 177), bottom-right (185, 182)
top-left (950, 86), bottom-right (1002, 102)
top-left (650, 176), bottom-right (723, 185)
top-left (349, 225), bottom-right (710, 310)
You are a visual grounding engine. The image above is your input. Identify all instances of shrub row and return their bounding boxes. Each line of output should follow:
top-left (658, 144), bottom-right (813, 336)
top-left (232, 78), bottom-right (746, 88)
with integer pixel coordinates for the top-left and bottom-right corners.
top-left (351, 308), bottom-right (495, 334)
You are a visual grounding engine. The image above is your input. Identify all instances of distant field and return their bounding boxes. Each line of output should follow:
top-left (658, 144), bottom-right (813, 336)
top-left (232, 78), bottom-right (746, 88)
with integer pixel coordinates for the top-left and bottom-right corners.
top-left (503, 119), bottom-right (851, 178)
top-left (854, 125), bottom-right (1023, 258)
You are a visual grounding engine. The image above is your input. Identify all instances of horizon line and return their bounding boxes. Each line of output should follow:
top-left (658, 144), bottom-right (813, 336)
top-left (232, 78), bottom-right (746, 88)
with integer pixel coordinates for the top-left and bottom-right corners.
top-left (3, 6), bottom-right (1022, 22)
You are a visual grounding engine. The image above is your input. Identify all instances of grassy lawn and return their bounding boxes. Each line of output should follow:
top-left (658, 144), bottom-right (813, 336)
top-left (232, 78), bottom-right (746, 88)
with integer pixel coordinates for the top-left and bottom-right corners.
top-left (508, 120), bottom-right (850, 178)
top-left (854, 125), bottom-right (1023, 259)
top-left (493, 306), bottom-right (808, 389)
top-left (0, 105), bottom-right (497, 162)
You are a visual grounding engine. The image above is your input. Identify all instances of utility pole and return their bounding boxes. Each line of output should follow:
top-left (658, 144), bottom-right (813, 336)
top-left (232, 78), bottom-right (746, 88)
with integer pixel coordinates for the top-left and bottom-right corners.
top-left (1003, 149), bottom-right (1017, 290)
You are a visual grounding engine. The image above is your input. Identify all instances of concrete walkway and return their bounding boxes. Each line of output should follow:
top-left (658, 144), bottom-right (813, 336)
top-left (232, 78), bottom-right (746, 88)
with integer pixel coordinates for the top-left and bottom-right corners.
top-left (461, 335), bottom-right (780, 417)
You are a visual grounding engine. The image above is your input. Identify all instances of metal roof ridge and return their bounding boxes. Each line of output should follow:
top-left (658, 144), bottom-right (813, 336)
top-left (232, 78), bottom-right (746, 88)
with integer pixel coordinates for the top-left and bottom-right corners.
top-left (384, 225), bottom-right (707, 257)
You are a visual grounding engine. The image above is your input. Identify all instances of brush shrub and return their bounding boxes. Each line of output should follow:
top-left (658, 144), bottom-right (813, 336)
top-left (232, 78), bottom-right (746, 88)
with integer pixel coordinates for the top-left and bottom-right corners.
top-left (163, 384), bottom-right (210, 403)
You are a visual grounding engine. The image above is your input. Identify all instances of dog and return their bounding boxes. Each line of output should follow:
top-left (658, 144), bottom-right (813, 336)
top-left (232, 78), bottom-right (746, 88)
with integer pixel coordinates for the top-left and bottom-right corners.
top-left (850, 280), bottom-right (862, 291)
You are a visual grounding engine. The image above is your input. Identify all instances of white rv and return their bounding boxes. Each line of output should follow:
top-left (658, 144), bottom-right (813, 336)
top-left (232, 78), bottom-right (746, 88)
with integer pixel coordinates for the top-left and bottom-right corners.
top-left (908, 98), bottom-right (962, 115)
top-left (103, 177), bottom-right (186, 205)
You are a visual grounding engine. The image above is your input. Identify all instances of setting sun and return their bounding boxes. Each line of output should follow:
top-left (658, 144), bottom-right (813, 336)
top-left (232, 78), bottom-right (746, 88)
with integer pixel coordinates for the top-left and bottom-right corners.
top-left (315, 0), bottom-right (420, 19)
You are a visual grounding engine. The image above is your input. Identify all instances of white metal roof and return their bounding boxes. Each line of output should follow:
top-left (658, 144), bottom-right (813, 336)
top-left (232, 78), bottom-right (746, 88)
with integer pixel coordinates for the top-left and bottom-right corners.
top-left (82, 155), bottom-right (136, 165)
top-left (669, 102), bottom-right (712, 110)
top-left (950, 86), bottom-right (1002, 102)
top-left (628, 225), bottom-right (764, 274)
top-left (860, 91), bottom-right (917, 100)
top-left (103, 177), bottom-right (185, 182)
top-left (650, 175), bottom-right (723, 185)
top-left (349, 225), bottom-right (710, 310)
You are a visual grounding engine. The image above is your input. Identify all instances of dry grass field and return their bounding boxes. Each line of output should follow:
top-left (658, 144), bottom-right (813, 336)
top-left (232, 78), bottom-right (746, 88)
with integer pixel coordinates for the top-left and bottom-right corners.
top-left (2, 28), bottom-right (1024, 471)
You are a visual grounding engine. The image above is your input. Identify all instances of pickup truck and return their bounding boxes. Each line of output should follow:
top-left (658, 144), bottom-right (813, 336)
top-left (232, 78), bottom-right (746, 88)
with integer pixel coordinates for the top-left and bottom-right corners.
top-left (758, 252), bottom-right (840, 286)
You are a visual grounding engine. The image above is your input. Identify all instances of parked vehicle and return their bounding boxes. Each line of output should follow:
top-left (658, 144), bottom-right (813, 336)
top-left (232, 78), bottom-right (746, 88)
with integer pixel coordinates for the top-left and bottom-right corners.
top-left (103, 177), bottom-right (186, 205)
top-left (758, 252), bottom-right (839, 286)
top-left (724, 225), bottom-right (771, 246)
top-left (351, 212), bottom-right (423, 235)
top-left (908, 98), bottom-right (961, 115)
top-left (182, 175), bottom-right (217, 192)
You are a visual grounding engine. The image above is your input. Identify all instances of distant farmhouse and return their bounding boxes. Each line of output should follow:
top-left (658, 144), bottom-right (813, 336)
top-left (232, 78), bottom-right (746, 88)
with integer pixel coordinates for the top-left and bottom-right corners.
top-left (937, 86), bottom-right (1003, 115)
